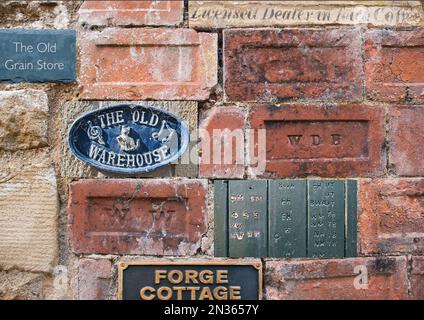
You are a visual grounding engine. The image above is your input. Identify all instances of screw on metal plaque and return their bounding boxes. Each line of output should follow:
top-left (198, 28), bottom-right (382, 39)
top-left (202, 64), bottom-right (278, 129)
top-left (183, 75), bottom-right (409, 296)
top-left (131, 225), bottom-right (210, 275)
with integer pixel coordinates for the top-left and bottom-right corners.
top-left (68, 104), bottom-right (189, 174)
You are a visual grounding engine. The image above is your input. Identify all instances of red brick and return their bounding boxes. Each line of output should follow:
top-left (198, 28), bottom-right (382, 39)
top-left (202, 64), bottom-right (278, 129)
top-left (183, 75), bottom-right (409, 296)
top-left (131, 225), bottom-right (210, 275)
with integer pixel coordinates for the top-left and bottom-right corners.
top-left (199, 107), bottom-right (245, 178)
top-left (389, 106), bottom-right (424, 176)
top-left (265, 257), bottom-right (408, 300)
top-left (359, 179), bottom-right (424, 255)
top-left (365, 29), bottom-right (424, 103)
top-left (68, 179), bottom-right (208, 255)
top-left (248, 104), bottom-right (385, 177)
top-left (224, 29), bottom-right (363, 102)
top-left (79, 1), bottom-right (183, 27)
top-left (78, 258), bottom-right (112, 300)
top-left (79, 28), bottom-right (217, 100)
top-left (411, 256), bottom-right (424, 300)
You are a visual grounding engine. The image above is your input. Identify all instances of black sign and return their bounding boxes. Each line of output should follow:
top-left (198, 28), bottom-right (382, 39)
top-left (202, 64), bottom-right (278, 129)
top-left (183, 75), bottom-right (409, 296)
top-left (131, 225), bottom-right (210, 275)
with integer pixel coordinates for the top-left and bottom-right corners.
top-left (215, 179), bottom-right (357, 258)
top-left (0, 29), bottom-right (76, 83)
top-left (118, 262), bottom-right (262, 300)
top-left (68, 104), bottom-right (189, 174)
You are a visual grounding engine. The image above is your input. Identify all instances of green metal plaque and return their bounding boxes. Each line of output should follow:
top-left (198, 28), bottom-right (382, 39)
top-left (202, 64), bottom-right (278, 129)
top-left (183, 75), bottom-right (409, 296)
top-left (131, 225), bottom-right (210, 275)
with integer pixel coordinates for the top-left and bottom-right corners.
top-left (214, 179), bottom-right (357, 259)
top-left (214, 180), bottom-right (228, 257)
top-left (307, 180), bottom-right (345, 258)
top-left (268, 180), bottom-right (307, 258)
top-left (346, 180), bottom-right (358, 257)
top-left (228, 180), bottom-right (268, 258)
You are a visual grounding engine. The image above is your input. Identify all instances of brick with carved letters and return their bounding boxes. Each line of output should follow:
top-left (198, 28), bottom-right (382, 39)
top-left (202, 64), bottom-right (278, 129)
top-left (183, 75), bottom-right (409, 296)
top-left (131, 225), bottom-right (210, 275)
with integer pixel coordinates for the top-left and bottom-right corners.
top-left (189, 1), bottom-right (424, 29)
top-left (248, 104), bottom-right (385, 177)
top-left (68, 179), bottom-right (208, 255)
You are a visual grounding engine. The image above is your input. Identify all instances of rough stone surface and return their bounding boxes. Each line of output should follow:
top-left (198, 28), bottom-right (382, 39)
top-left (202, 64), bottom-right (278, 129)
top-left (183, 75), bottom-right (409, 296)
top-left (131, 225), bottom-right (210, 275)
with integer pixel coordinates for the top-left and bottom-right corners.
top-left (78, 258), bottom-right (112, 300)
top-left (389, 106), bottom-right (424, 176)
top-left (199, 107), bottom-right (245, 179)
top-left (59, 101), bottom-right (198, 179)
top-left (0, 150), bottom-right (58, 272)
top-left (365, 29), bottom-right (424, 103)
top-left (0, 1), bottom-right (75, 28)
top-left (59, 101), bottom-right (97, 179)
top-left (0, 270), bottom-right (46, 300)
top-left (79, 28), bottom-right (217, 101)
top-left (69, 179), bottom-right (208, 255)
top-left (265, 256), bottom-right (408, 300)
top-left (411, 256), bottom-right (424, 299)
top-left (0, 90), bottom-right (48, 151)
top-left (224, 28), bottom-right (363, 102)
top-left (79, 0), bottom-right (184, 27)
top-left (190, 1), bottom-right (424, 29)
top-left (359, 178), bottom-right (424, 255)
top-left (249, 104), bottom-right (385, 177)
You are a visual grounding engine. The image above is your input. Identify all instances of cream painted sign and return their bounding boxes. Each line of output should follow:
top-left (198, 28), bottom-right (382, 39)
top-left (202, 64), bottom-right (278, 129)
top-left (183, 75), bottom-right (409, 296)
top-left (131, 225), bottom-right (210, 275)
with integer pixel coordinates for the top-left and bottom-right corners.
top-left (189, 1), bottom-right (424, 28)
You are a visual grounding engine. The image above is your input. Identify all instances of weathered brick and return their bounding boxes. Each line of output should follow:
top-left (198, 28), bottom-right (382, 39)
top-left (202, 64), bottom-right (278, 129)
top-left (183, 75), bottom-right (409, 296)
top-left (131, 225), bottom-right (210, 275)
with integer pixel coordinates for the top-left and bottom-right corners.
top-left (78, 259), bottom-right (112, 300)
top-left (79, 28), bottom-right (217, 101)
top-left (411, 256), bottom-right (424, 300)
top-left (0, 150), bottom-right (58, 272)
top-left (249, 104), bottom-right (385, 177)
top-left (0, 89), bottom-right (48, 151)
top-left (265, 257), bottom-right (408, 300)
top-left (59, 101), bottom-right (198, 179)
top-left (359, 179), bottom-right (424, 255)
top-left (365, 29), bottom-right (424, 103)
top-left (389, 106), bottom-right (424, 176)
top-left (199, 107), bottom-right (245, 178)
top-left (79, 0), bottom-right (183, 27)
top-left (224, 29), bottom-right (363, 102)
top-left (68, 179), bottom-right (208, 255)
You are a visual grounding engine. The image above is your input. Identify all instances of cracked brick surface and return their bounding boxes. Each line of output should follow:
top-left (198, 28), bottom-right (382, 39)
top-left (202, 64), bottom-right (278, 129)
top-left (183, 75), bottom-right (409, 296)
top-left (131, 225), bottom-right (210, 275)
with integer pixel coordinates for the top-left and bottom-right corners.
top-left (365, 29), bottom-right (424, 103)
top-left (68, 179), bottom-right (208, 255)
top-left (224, 28), bottom-right (363, 102)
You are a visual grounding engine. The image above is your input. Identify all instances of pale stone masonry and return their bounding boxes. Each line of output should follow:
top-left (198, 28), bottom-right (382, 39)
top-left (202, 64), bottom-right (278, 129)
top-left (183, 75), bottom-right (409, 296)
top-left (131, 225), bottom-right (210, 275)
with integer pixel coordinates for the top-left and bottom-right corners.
top-left (0, 89), bottom-right (49, 151)
top-left (0, 89), bottom-right (57, 273)
top-left (0, 150), bottom-right (58, 273)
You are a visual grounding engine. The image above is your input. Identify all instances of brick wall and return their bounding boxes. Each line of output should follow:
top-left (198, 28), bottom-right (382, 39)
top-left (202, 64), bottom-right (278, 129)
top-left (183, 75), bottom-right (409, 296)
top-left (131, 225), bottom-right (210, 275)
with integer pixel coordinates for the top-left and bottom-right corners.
top-left (0, 0), bottom-right (423, 300)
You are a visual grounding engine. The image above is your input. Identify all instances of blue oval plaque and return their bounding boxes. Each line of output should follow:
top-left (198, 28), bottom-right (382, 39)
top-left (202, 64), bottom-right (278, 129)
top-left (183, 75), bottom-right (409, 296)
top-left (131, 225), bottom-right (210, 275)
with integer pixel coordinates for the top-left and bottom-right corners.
top-left (68, 104), bottom-right (189, 174)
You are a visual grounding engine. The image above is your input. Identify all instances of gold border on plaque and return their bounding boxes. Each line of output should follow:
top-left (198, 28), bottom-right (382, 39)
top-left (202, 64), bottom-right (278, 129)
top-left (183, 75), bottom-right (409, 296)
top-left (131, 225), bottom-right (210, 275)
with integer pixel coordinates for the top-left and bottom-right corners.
top-left (117, 261), bottom-right (263, 301)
